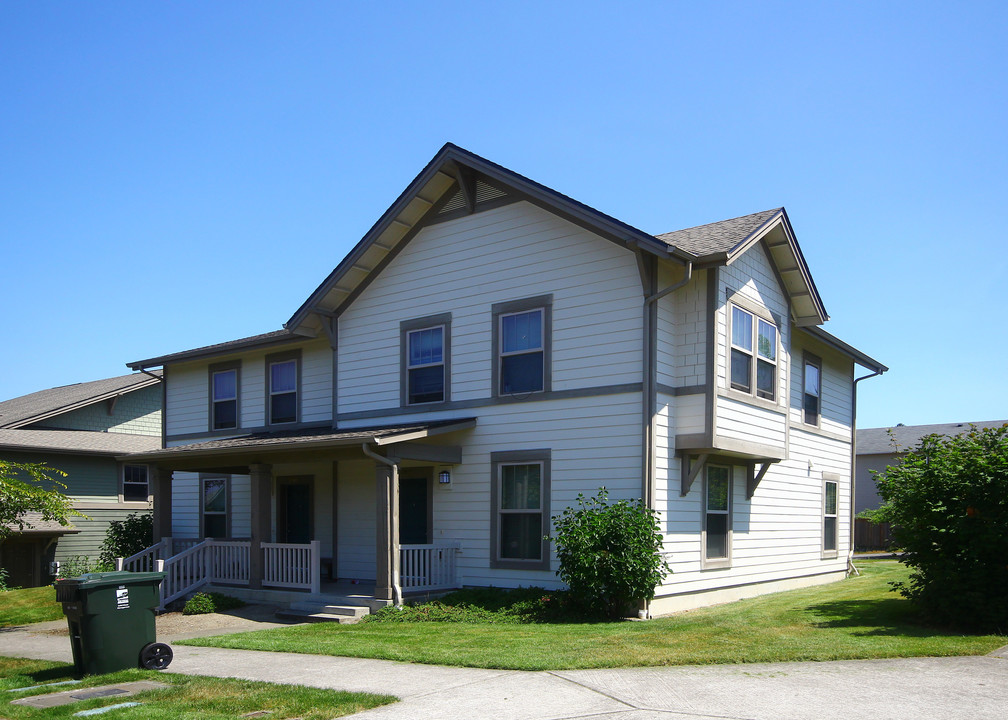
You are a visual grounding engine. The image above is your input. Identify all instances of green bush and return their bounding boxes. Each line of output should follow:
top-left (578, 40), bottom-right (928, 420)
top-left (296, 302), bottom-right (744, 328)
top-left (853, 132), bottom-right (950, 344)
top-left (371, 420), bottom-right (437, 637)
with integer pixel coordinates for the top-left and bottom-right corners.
top-left (98, 512), bottom-right (153, 568)
top-left (182, 591), bottom-right (246, 615)
top-left (55, 555), bottom-right (107, 579)
top-left (550, 487), bottom-right (669, 619)
top-left (868, 425), bottom-right (1008, 632)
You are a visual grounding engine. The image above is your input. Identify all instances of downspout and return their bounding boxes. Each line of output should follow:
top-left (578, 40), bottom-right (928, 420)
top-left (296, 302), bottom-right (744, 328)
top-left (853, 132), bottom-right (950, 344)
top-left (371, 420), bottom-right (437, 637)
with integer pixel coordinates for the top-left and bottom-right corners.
top-left (362, 443), bottom-right (402, 606)
top-left (637, 259), bottom-right (692, 619)
top-left (847, 366), bottom-right (884, 576)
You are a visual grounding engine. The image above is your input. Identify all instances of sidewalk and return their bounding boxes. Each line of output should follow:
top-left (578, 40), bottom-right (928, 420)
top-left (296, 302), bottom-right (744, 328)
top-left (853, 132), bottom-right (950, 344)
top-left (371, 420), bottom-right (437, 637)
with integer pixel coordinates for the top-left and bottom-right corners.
top-left (3, 618), bottom-right (1007, 720)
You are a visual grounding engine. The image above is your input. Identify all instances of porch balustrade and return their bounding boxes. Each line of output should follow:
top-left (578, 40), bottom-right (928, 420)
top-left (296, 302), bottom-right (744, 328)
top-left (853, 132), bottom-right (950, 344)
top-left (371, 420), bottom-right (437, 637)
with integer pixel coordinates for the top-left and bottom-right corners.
top-left (400, 542), bottom-right (461, 592)
top-left (262, 540), bottom-right (321, 594)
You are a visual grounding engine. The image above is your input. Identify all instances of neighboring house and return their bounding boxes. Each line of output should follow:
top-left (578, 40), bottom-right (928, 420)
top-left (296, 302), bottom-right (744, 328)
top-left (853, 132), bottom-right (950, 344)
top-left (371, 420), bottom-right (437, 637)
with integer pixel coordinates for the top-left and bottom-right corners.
top-left (125, 143), bottom-right (885, 614)
top-left (855, 420), bottom-right (1008, 515)
top-left (0, 372), bottom-right (162, 587)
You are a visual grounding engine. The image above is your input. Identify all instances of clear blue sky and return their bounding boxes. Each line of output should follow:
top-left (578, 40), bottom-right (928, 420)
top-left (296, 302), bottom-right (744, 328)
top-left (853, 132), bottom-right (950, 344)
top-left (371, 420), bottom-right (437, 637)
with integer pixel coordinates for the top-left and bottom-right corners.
top-left (2, 1), bottom-right (1005, 429)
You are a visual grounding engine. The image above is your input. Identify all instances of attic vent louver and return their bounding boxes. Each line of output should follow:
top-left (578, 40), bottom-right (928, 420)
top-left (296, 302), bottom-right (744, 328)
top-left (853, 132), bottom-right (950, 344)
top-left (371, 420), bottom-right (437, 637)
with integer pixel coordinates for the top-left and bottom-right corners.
top-left (438, 180), bottom-right (508, 214)
top-left (439, 189), bottom-right (467, 213)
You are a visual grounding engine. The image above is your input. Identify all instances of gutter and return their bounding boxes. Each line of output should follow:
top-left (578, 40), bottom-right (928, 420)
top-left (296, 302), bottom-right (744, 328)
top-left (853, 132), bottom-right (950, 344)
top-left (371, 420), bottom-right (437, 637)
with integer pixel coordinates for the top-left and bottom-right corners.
top-left (362, 443), bottom-right (403, 606)
top-left (847, 365), bottom-right (886, 576)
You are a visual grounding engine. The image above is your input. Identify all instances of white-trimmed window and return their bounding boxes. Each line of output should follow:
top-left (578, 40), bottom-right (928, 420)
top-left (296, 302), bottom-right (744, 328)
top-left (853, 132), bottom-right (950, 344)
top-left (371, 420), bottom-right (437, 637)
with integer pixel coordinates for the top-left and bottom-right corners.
top-left (823, 478), bottom-right (838, 557)
top-left (407, 326), bottom-right (445, 404)
top-left (490, 449), bottom-right (550, 570)
top-left (730, 304), bottom-right (777, 401)
top-left (803, 354), bottom-right (822, 426)
top-left (703, 464), bottom-right (731, 567)
top-left (211, 367), bottom-right (238, 430)
top-left (268, 356), bottom-right (298, 425)
top-left (201, 476), bottom-right (228, 539)
top-left (121, 464), bottom-right (149, 502)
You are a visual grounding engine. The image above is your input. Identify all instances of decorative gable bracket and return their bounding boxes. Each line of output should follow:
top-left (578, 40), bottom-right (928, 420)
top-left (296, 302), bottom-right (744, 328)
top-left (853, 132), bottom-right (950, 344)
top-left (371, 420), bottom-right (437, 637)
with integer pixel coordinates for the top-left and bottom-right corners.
top-left (680, 452), bottom-right (779, 499)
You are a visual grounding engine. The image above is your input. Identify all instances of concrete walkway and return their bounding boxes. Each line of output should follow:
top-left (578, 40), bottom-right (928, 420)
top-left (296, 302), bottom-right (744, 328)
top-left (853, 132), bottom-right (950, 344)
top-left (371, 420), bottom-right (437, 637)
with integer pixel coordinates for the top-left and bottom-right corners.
top-left (3, 620), bottom-right (1007, 720)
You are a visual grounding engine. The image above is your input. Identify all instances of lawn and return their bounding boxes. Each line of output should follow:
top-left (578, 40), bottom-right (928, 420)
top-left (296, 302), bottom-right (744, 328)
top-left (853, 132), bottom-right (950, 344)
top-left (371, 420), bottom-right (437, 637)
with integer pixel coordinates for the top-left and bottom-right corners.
top-left (0, 586), bottom-right (63, 627)
top-left (181, 561), bottom-right (1007, 670)
top-left (0, 656), bottom-right (395, 719)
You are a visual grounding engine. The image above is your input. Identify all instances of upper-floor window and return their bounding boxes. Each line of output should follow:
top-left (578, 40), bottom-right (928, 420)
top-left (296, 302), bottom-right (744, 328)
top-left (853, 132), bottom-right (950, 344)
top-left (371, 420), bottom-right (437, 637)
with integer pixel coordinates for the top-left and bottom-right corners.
top-left (210, 363), bottom-right (239, 430)
top-left (492, 295), bottom-right (552, 397)
top-left (401, 314), bottom-right (451, 406)
top-left (267, 351), bottom-right (300, 425)
top-left (121, 464), bottom-right (149, 502)
top-left (730, 304), bottom-right (777, 401)
top-left (803, 353), bottom-right (822, 426)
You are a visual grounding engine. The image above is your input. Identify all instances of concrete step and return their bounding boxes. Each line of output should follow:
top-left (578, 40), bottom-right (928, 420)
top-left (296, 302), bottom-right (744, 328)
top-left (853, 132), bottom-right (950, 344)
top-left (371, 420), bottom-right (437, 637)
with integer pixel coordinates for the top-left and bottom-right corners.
top-left (276, 601), bottom-right (371, 624)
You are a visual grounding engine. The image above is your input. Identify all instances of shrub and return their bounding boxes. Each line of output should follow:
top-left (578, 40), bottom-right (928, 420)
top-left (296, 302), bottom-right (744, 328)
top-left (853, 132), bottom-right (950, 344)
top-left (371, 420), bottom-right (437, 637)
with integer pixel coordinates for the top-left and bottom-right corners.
top-left (550, 487), bottom-right (669, 619)
top-left (55, 555), bottom-right (107, 579)
top-left (98, 512), bottom-right (153, 569)
top-left (182, 591), bottom-right (246, 615)
top-left (361, 587), bottom-right (586, 625)
top-left (868, 425), bottom-right (1008, 632)
top-left (0, 567), bottom-right (10, 591)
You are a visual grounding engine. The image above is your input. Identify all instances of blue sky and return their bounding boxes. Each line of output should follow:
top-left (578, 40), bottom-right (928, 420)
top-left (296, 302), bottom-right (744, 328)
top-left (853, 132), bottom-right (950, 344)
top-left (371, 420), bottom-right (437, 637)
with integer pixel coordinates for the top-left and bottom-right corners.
top-left (1, 1), bottom-right (1005, 429)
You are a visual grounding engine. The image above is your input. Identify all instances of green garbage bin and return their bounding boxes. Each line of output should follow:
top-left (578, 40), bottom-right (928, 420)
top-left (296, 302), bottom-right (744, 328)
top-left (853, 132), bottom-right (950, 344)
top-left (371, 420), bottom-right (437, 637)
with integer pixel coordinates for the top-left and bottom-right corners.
top-left (56, 571), bottom-right (172, 676)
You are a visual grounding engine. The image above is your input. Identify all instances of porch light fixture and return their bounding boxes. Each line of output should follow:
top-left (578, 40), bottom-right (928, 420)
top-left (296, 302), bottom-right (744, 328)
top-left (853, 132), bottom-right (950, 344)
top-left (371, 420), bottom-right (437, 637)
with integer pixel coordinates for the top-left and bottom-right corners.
top-left (439, 470), bottom-right (451, 485)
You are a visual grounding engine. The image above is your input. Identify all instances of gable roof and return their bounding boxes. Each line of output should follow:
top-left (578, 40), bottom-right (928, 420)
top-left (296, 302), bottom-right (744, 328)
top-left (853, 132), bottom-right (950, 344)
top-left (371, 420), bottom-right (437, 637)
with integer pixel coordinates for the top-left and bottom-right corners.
top-left (0, 371), bottom-right (162, 430)
top-left (0, 428), bottom-right (161, 456)
top-left (857, 420), bottom-right (1008, 455)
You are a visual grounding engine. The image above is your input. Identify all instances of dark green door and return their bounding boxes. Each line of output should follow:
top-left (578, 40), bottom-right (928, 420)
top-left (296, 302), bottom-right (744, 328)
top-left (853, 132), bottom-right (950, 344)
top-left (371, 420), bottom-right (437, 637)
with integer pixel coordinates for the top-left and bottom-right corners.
top-left (281, 483), bottom-right (312, 544)
top-left (399, 477), bottom-right (428, 545)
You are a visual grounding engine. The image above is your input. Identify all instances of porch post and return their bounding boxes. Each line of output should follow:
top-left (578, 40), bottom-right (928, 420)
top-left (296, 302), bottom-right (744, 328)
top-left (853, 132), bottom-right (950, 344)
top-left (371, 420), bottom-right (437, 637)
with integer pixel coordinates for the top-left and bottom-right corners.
top-left (375, 461), bottom-right (400, 603)
top-left (151, 465), bottom-right (172, 542)
top-left (249, 463), bottom-right (273, 590)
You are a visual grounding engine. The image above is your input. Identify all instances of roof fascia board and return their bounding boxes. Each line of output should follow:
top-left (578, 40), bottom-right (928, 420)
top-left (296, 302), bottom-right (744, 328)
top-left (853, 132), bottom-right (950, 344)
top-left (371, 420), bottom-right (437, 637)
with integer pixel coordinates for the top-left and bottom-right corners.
top-left (127, 331), bottom-right (309, 371)
top-left (0, 442), bottom-right (130, 457)
top-left (373, 418), bottom-right (477, 445)
top-left (798, 326), bottom-right (888, 373)
top-left (1, 375), bottom-right (163, 430)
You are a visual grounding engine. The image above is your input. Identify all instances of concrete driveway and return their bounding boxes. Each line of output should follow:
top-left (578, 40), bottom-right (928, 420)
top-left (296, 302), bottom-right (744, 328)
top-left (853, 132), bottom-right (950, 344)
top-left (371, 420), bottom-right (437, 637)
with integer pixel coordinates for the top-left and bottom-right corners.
top-left (3, 619), bottom-right (1006, 719)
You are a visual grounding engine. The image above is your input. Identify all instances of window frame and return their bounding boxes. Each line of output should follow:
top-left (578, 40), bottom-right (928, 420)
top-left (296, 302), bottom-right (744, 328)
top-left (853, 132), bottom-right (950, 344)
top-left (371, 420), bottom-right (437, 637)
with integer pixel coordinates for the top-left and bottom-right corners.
top-left (265, 350), bottom-right (301, 426)
top-left (728, 301), bottom-right (779, 404)
top-left (400, 313), bottom-right (452, 407)
top-left (701, 463), bottom-right (733, 570)
top-left (491, 295), bottom-right (552, 398)
top-left (199, 474), bottom-right (231, 540)
top-left (803, 351), bottom-right (823, 427)
top-left (489, 449), bottom-right (551, 571)
top-left (120, 463), bottom-right (150, 504)
top-left (822, 474), bottom-right (841, 559)
top-left (208, 361), bottom-right (241, 432)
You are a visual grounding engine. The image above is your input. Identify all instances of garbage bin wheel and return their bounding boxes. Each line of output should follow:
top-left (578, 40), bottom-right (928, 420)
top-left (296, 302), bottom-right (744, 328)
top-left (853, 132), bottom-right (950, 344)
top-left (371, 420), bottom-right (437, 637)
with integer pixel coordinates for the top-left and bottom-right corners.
top-left (139, 642), bottom-right (173, 670)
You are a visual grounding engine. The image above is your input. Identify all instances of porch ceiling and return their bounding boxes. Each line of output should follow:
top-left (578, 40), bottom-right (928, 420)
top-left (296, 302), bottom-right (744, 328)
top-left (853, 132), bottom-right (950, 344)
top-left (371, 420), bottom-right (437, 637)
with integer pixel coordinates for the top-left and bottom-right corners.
top-left (120, 418), bottom-right (476, 472)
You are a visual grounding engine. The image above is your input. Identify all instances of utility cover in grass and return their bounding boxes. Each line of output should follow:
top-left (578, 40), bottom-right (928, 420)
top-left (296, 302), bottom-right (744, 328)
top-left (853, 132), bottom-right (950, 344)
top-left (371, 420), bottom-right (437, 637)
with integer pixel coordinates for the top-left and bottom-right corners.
top-left (11, 681), bottom-right (169, 708)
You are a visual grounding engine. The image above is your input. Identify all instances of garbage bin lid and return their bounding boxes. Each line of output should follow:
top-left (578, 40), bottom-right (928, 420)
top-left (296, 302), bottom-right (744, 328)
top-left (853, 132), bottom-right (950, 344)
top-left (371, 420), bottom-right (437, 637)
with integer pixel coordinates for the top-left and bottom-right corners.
top-left (56, 571), bottom-right (165, 588)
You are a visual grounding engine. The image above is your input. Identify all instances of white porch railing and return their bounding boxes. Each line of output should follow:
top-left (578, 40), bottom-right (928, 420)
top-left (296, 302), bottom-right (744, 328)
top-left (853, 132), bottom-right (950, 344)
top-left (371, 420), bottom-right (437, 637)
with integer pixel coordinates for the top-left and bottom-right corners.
top-left (263, 540), bottom-right (321, 594)
top-left (160, 539), bottom-right (252, 606)
top-left (400, 542), bottom-right (461, 592)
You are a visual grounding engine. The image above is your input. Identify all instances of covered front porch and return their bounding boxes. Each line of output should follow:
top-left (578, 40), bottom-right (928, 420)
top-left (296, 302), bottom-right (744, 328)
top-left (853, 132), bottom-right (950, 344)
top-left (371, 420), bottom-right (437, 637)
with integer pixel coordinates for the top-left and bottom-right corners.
top-left (121, 419), bottom-right (475, 609)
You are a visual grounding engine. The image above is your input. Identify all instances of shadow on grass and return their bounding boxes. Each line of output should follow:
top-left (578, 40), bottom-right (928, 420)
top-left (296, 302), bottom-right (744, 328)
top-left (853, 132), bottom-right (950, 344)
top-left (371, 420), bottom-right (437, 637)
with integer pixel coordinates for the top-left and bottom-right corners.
top-left (806, 598), bottom-right (963, 638)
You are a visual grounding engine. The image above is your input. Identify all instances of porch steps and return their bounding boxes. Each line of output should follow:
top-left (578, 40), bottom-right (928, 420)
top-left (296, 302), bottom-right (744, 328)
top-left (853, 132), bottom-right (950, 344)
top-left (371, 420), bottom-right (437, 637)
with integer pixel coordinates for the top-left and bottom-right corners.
top-left (275, 600), bottom-right (371, 624)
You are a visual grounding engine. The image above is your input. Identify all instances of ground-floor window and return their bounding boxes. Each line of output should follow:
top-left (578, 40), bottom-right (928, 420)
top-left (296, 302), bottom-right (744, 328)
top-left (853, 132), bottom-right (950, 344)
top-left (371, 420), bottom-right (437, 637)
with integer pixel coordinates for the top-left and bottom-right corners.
top-left (823, 475), bottom-right (839, 558)
top-left (201, 475), bottom-right (229, 539)
top-left (490, 449), bottom-right (551, 570)
top-left (703, 464), bottom-right (732, 568)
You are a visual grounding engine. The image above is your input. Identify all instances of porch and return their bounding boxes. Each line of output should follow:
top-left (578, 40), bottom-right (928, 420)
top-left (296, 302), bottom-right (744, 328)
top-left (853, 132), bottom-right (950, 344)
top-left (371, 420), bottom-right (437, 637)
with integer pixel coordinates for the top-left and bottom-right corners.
top-left (119, 419), bottom-right (476, 609)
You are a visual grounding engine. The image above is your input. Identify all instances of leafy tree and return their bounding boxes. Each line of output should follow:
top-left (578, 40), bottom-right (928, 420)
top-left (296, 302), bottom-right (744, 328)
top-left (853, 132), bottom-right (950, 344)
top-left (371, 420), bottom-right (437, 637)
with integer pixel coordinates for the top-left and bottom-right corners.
top-left (868, 425), bottom-right (1008, 631)
top-left (0, 459), bottom-right (81, 541)
top-left (550, 487), bottom-right (669, 619)
top-left (98, 512), bottom-right (153, 568)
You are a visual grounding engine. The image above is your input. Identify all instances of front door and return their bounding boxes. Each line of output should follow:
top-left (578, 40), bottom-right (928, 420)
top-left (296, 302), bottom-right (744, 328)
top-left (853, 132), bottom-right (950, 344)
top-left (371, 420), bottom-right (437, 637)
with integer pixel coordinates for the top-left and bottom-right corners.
top-left (399, 476), bottom-right (429, 545)
top-left (278, 479), bottom-right (312, 544)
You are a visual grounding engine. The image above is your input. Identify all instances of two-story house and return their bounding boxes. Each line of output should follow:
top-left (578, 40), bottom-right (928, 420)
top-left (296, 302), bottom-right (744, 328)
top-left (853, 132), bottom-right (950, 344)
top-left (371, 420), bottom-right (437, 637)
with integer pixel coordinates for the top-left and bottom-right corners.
top-left (124, 144), bottom-right (885, 614)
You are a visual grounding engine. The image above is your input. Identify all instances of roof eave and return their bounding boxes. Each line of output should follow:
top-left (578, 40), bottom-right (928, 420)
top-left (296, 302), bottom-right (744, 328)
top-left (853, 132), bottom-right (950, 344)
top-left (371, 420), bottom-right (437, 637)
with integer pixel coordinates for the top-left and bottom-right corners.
top-left (0, 374), bottom-right (163, 430)
top-left (799, 326), bottom-right (888, 374)
top-left (126, 331), bottom-right (308, 370)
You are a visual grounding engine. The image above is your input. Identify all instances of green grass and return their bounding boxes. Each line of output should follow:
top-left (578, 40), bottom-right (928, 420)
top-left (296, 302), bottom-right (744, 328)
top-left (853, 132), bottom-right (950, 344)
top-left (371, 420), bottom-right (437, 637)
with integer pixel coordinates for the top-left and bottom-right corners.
top-left (0, 586), bottom-right (64, 627)
top-left (181, 561), bottom-right (1007, 670)
top-left (0, 656), bottom-right (395, 719)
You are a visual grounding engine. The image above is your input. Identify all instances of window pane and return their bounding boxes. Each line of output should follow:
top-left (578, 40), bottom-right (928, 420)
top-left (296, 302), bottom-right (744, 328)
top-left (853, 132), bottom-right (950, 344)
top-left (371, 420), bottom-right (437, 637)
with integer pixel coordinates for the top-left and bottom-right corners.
top-left (757, 320), bottom-right (776, 360)
top-left (271, 392), bottom-right (296, 424)
top-left (271, 360), bottom-right (297, 393)
top-left (824, 516), bottom-right (837, 551)
top-left (756, 359), bottom-right (775, 399)
top-left (730, 349), bottom-right (751, 391)
top-left (213, 399), bottom-right (237, 429)
top-left (501, 464), bottom-right (541, 510)
top-left (706, 513), bottom-right (728, 558)
top-left (825, 481), bottom-right (838, 516)
top-left (731, 307), bottom-right (752, 350)
top-left (500, 351), bottom-right (544, 394)
top-left (124, 465), bottom-right (147, 484)
top-left (205, 513), bottom-right (226, 539)
top-left (409, 327), bottom-right (443, 367)
top-left (500, 513), bottom-right (541, 560)
top-left (123, 483), bottom-right (148, 502)
top-left (502, 310), bottom-right (542, 353)
top-left (204, 478), bottom-right (226, 513)
top-left (408, 365), bottom-right (444, 404)
top-left (804, 363), bottom-right (820, 397)
top-left (213, 370), bottom-right (236, 400)
top-left (803, 394), bottom-right (819, 425)
top-left (706, 467), bottom-right (729, 512)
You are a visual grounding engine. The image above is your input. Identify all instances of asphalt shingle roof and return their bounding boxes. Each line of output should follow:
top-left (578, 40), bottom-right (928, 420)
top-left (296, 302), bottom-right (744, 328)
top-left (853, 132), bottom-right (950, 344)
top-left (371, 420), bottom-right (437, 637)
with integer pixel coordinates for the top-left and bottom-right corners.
top-left (656, 208), bottom-right (783, 258)
top-left (128, 329), bottom-right (300, 370)
top-left (857, 420), bottom-right (1008, 455)
top-left (0, 371), bottom-right (162, 429)
top-left (0, 429), bottom-right (161, 455)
